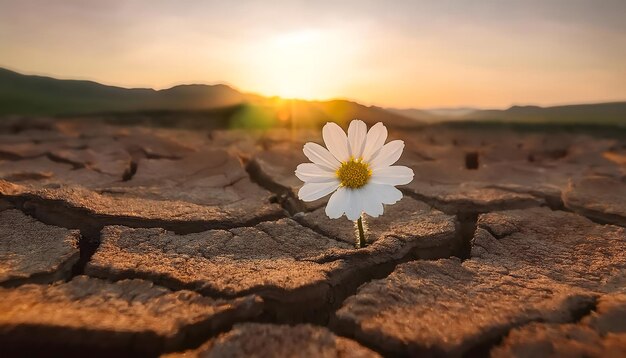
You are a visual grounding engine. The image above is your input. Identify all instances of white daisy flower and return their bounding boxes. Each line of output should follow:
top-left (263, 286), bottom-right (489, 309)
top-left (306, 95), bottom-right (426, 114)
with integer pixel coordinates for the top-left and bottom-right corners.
top-left (295, 119), bottom-right (414, 221)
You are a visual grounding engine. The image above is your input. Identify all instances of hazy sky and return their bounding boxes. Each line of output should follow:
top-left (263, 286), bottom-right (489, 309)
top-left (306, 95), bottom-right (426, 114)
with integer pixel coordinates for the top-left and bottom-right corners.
top-left (1, 0), bottom-right (625, 108)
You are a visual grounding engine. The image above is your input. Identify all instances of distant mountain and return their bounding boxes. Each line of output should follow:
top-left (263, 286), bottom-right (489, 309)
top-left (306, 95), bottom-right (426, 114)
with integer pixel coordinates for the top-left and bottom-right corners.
top-left (0, 67), bottom-right (419, 129)
top-left (0, 67), bottom-right (246, 115)
top-left (386, 108), bottom-right (444, 123)
top-left (391, 102), bottom-right (626, 126)
top-left (461, 103), bottom-right (626, 125)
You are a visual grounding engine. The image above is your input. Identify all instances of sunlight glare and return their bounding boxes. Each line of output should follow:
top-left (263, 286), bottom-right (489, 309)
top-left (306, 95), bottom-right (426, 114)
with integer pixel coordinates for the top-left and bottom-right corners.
top-left (244, 29), bottom-right (358, 100)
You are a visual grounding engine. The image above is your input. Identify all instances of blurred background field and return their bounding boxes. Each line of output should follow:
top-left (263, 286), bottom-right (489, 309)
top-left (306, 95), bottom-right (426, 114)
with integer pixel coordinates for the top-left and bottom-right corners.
top-left (1, 67), bottom-right (625, 138)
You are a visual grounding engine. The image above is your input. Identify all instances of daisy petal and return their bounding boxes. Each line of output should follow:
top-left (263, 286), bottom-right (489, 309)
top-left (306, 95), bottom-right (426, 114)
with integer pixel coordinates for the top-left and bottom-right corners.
top-left (371, 166), bottom-right (414, 186)
top-left (362, 122), bottom-right (388, 162)
top-left (361, 184), bottom-right (384, 217)
top-left (370, 183), bottom-right (403, 205)
top-left (347, 119), bottom-right (367, 159)
top-left (295, 163), bottom-right (336, 183)
top-left (370, 140), bottom-right (405, 169)
top-left (345, 189), bottom-right (362, 221)
top-left (298, 181), bottom-right (340, 202)
top-left (323, 122), bottom-right (350, 162)
top-left (325, 187), bottom-right (349, 219)
top-left (303, 142), bottom-right (341, 171)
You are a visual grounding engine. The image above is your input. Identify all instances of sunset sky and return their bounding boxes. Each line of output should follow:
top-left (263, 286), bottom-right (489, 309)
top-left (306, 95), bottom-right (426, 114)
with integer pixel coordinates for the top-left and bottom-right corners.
top-left (1, 0), bottom-right (625, 108)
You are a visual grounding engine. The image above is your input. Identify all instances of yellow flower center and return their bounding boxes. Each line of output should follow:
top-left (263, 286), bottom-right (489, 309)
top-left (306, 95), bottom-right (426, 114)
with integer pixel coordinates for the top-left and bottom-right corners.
top-left (336, 159), bottom-right (371, 189)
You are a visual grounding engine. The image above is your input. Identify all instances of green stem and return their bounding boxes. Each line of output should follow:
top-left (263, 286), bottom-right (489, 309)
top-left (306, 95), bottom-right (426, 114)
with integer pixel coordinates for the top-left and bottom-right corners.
top-left (356, 215), bottom-right (366, 248)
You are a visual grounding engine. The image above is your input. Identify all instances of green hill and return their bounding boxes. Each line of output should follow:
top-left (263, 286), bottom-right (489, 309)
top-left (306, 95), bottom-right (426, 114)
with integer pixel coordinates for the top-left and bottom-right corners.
top-left (0, 68), bottom-right (245, 115)
top-left (390, 102), bottom-right (626, 126)
top-left (0, 68), bottom-right (419, 130)
top-left (461, 103), bottom-right (626, 125)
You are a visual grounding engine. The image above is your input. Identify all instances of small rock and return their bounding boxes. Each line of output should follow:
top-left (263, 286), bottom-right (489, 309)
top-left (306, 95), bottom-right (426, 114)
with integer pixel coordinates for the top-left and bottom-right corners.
top-left (0, 209), bottom-right (79, 286)
top-left (563, 176), bottom-right (626, 226)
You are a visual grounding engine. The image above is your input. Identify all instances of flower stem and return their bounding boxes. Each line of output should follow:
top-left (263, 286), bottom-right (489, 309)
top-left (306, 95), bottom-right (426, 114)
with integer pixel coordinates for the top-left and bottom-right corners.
top-left (356, 215), bottom-right (367, 249)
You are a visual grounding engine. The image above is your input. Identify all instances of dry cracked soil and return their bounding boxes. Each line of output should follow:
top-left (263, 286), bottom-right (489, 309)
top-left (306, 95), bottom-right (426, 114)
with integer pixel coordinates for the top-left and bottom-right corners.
top-left (0, 117), bottom-right (625, 357)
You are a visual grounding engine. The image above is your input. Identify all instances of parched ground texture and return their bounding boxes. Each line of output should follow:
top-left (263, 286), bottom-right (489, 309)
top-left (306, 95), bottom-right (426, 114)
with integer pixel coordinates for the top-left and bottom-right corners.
top-left (0, 117), bottom-right (625, 357)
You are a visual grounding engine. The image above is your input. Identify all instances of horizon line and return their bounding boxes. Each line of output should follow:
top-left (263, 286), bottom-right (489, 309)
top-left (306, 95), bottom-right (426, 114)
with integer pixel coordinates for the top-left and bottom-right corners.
top-left (2, 65), bottom-right (625, 112)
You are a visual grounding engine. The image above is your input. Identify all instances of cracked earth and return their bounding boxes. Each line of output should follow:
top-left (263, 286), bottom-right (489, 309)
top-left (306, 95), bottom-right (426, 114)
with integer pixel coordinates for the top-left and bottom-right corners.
top-left (0, 117), bottom-right (625, 357)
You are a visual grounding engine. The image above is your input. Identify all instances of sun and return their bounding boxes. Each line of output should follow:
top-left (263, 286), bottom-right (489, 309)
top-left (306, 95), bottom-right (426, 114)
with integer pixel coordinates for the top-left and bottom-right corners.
top-left (239, 29), bottom-right (359, 100)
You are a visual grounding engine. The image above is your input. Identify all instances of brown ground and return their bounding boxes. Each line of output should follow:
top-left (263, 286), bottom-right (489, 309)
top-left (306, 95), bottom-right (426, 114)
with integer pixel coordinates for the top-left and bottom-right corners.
top-left (0, 117), bottom-right (625, 357)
